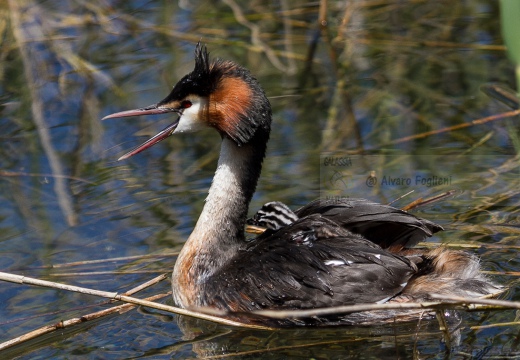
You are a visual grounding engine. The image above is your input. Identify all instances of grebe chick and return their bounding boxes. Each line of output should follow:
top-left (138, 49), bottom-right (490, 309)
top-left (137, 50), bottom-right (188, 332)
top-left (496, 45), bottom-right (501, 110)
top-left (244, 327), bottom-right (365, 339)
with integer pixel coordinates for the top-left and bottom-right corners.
top-left (103, 44), bottom-right (499, 326)
top-left (246, 201), bottom-right (298, 235)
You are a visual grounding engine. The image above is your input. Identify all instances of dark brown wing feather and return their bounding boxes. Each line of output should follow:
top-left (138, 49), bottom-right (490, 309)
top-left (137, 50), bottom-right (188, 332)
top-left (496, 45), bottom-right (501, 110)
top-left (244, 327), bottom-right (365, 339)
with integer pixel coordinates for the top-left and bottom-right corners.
top-left (205, 215), bottom-right (417, 314)
top-left (295, 198), bottom-right (443, 250)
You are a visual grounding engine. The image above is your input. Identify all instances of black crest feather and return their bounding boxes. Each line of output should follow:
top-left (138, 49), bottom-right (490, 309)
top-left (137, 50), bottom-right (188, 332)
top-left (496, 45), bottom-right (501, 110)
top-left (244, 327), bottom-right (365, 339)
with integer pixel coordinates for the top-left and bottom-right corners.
top-left (194, 42), bottom-right (211, 78)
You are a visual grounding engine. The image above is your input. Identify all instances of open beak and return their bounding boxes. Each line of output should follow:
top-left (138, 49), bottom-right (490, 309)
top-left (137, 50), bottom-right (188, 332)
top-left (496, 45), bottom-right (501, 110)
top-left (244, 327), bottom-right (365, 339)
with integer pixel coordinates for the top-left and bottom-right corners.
top-left (102, 104), bottom-right (181, 161)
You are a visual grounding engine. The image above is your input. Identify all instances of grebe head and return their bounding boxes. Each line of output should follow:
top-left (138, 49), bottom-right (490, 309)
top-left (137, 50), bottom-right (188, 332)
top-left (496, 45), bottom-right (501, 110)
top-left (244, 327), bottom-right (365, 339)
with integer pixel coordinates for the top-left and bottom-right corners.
top-left (102, 43), bottom-right (271, 160)
top-left (246, 201), bottom-right (299, 234)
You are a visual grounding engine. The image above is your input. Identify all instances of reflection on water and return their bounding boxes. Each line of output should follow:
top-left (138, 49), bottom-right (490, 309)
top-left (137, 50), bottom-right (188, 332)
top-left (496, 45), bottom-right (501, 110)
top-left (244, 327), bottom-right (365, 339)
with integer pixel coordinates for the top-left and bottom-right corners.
top-left (1, 0), bottom-right (519, 358)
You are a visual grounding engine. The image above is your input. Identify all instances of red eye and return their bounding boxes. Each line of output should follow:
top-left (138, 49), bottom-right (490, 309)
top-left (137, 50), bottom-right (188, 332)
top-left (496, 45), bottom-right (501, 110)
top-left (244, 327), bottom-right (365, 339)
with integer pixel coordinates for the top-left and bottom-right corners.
top-left (181, 100), bottom-right (192, 109)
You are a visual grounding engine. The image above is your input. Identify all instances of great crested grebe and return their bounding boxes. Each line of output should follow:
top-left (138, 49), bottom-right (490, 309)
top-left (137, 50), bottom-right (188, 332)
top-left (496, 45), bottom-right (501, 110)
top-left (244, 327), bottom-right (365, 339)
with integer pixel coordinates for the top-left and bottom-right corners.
top-left (103, 44), bottom-right (498, 326)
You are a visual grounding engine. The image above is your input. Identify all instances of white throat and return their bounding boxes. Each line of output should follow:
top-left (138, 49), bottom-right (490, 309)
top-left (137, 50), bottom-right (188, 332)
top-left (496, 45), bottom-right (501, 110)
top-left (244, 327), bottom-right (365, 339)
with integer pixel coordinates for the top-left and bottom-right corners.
top-left (191, 137), bottom-right (249, 244)
top-left (173, 96), bottom-right (208, 133)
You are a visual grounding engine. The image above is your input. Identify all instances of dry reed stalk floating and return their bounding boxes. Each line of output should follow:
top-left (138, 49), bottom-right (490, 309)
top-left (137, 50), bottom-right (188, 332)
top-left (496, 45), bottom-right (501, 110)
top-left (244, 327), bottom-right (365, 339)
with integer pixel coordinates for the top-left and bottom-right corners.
top-left (387, 190), bottom-right (415, 206)
top-left (470, 321), bottom-right (520, 331)
top-left (0, 293), bottom-right (170, 351)
top-left (121, 274), bottom-right (168, 296)
top-left (252, 293), bottom-right (519, 319)
top-left (416, 242), bottom-right (520, 250)
top-left (0, 274), bottom-right (168, 351)
top-left (50, 270), bottom-right (167, 277)
top-left (482, 271), bottom-right (520, 277)
top-left (0, 272), bottom-right (273, 330)
top-left (400, 190), bottom-right (457, 211)
top-left (429, 294), bottom-right (520, 309)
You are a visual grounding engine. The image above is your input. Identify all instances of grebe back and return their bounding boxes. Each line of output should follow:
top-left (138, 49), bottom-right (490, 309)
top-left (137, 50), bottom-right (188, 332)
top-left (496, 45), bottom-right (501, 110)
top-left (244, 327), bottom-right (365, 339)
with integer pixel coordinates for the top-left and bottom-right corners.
top-left (103, 44), bottom-right (499, 326)
top-left (248, 198), bottom-right (444, 252)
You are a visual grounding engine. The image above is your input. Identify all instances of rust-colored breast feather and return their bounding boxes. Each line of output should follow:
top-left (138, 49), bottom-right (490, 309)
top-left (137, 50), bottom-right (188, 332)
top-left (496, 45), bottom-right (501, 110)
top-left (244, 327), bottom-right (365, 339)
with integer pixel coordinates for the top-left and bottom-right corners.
top-left (172, 249), bottom-right (199, 306)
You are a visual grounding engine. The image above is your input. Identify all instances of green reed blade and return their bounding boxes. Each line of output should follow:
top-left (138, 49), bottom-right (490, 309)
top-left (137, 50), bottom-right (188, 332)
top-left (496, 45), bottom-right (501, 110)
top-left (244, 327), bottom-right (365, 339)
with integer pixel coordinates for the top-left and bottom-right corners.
top-left (500, 0), bottom-right (520, 94)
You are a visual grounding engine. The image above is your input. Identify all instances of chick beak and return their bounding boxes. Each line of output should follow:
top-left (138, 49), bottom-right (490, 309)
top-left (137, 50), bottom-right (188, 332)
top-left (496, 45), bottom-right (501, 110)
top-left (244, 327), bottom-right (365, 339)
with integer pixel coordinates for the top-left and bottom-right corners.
top-left (102, 104), bottom-right (181, 161)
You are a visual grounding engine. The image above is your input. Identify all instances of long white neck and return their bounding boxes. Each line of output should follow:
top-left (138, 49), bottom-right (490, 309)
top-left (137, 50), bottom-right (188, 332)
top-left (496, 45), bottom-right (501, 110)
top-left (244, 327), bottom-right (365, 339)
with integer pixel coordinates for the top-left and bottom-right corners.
top-left (172, 136), bottom-right (265, 307)
top-left (190, 137), bottom-right (251, 248)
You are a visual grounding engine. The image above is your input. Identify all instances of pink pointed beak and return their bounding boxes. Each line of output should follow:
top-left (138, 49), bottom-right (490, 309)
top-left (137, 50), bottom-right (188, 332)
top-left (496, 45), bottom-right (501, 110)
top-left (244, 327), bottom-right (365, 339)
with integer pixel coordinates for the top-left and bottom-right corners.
top-left (102, 104), bottom-right (181, 161)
